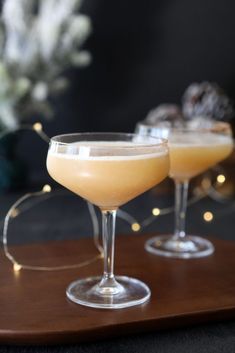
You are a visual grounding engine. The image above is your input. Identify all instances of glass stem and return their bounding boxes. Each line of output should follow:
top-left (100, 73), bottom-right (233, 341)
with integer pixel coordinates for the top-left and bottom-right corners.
top-left (97, 209), bottom-right (122, 295)
top-left (174, 180), bottom-right (189, 241)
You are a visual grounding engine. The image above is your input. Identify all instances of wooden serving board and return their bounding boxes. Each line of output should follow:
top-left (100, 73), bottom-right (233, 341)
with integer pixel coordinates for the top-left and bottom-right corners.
top-left (1, 234), bottom-right (235, 345)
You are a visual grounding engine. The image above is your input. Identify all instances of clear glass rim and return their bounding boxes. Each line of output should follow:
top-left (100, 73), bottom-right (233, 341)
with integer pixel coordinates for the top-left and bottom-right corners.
top-left (136, 121), bottom-right (232, 135)
top-left (50, 132), bottom-right (168, 148)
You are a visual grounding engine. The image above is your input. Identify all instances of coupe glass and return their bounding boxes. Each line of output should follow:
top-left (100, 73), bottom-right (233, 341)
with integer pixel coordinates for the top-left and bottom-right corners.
top-left (136, 123), bottom-right (233, 259)
top-left (46, 133), bottom-right (169, 309)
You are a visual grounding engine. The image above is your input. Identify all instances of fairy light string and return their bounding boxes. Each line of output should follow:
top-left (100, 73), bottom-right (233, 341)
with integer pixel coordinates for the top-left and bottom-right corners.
top-left (0, 123), bottom-right (103, 272)
top-left (0, 123), bottom-right (234, 271)
top-left (3, 185), bottom-right (103, 272)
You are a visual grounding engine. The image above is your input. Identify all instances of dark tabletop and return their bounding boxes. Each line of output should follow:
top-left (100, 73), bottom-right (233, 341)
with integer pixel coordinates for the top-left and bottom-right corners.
top-left (1, 184), bottom-right (235, 353)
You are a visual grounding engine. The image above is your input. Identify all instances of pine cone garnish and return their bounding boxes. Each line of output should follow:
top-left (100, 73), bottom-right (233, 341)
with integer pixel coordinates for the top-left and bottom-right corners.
top-left (182, 82), bottom-right (234, 121)
top-left (145, 104), bottom-right (184, 126)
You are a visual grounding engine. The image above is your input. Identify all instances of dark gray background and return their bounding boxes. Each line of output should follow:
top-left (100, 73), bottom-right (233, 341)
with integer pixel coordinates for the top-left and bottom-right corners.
top-left (15, 0), bottom-right (235, 183)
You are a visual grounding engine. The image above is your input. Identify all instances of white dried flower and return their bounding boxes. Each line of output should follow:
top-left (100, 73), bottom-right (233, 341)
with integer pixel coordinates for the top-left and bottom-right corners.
top-left (70, 51), bottom-right (91, 66)
top-left (32, 82), bottom-right (49, 102)
top-left (0, 0), bottom-right (92, 128)
top-left (0, 103), bottom-right (18, 129)
top-left (14, 78), bottom-right (31, 98)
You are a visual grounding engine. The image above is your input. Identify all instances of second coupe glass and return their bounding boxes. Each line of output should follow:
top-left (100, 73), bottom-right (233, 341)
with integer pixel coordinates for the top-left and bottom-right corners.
top-left (136, 123), bottom-right (233, 259)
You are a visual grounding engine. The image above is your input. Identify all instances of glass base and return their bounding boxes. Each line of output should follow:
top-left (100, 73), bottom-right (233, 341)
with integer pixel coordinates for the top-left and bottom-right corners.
top-left (66, 276), bottom-right (151, 309)
top-left (145, 235), bottom-right (214, 259)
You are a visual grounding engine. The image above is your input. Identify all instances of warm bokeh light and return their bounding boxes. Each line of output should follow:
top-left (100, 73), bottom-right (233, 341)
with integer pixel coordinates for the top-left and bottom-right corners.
top-left (152, 208), bottom-right (161, 216)
top-left (217, 174), bottom-right (226, 184)
top-left (131, 223), bottom-right (141, 232)
top-left (201, 177), bottom-right (211, 189)
top-left (203, 211), bottom-right (214, 222)
top-left (33, 122), bottom-right (43, 131)
top-left (13, 263), bottom-right (22, 272)
top-left (42, 184), bottom-right (51, 193)
top-left (10, 208), bottom-right (19, 218)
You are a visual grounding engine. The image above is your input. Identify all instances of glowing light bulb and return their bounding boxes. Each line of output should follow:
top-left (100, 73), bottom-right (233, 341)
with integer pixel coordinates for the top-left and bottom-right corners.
top-left (42, 184), bottom-right (51, 193)
top-left (10, 208), bottom-right (19, 218)
top-left (203, 211), bottom-right (213, 222)
top-left (131, 223), bottom-right (141, 232)
top-left (152, 208), bottom-right (160, 216)
top-left (33, 122), bottom-right (42, 131)
top-left (217, 174), bottom-right (226, 184)
top-left (13, 263), bottom-right (22, 272)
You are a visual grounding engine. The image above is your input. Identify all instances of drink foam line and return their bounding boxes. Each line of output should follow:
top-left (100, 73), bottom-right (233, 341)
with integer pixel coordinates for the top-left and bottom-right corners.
top-left (48, 150), bottom-right (167, 161)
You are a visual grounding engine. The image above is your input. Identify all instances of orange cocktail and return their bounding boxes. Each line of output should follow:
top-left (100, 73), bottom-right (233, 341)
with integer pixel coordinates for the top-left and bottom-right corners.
top-left (47, 142), bottom-right (169, 209)
top-left (169, 132), bottom-right (233, 181)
